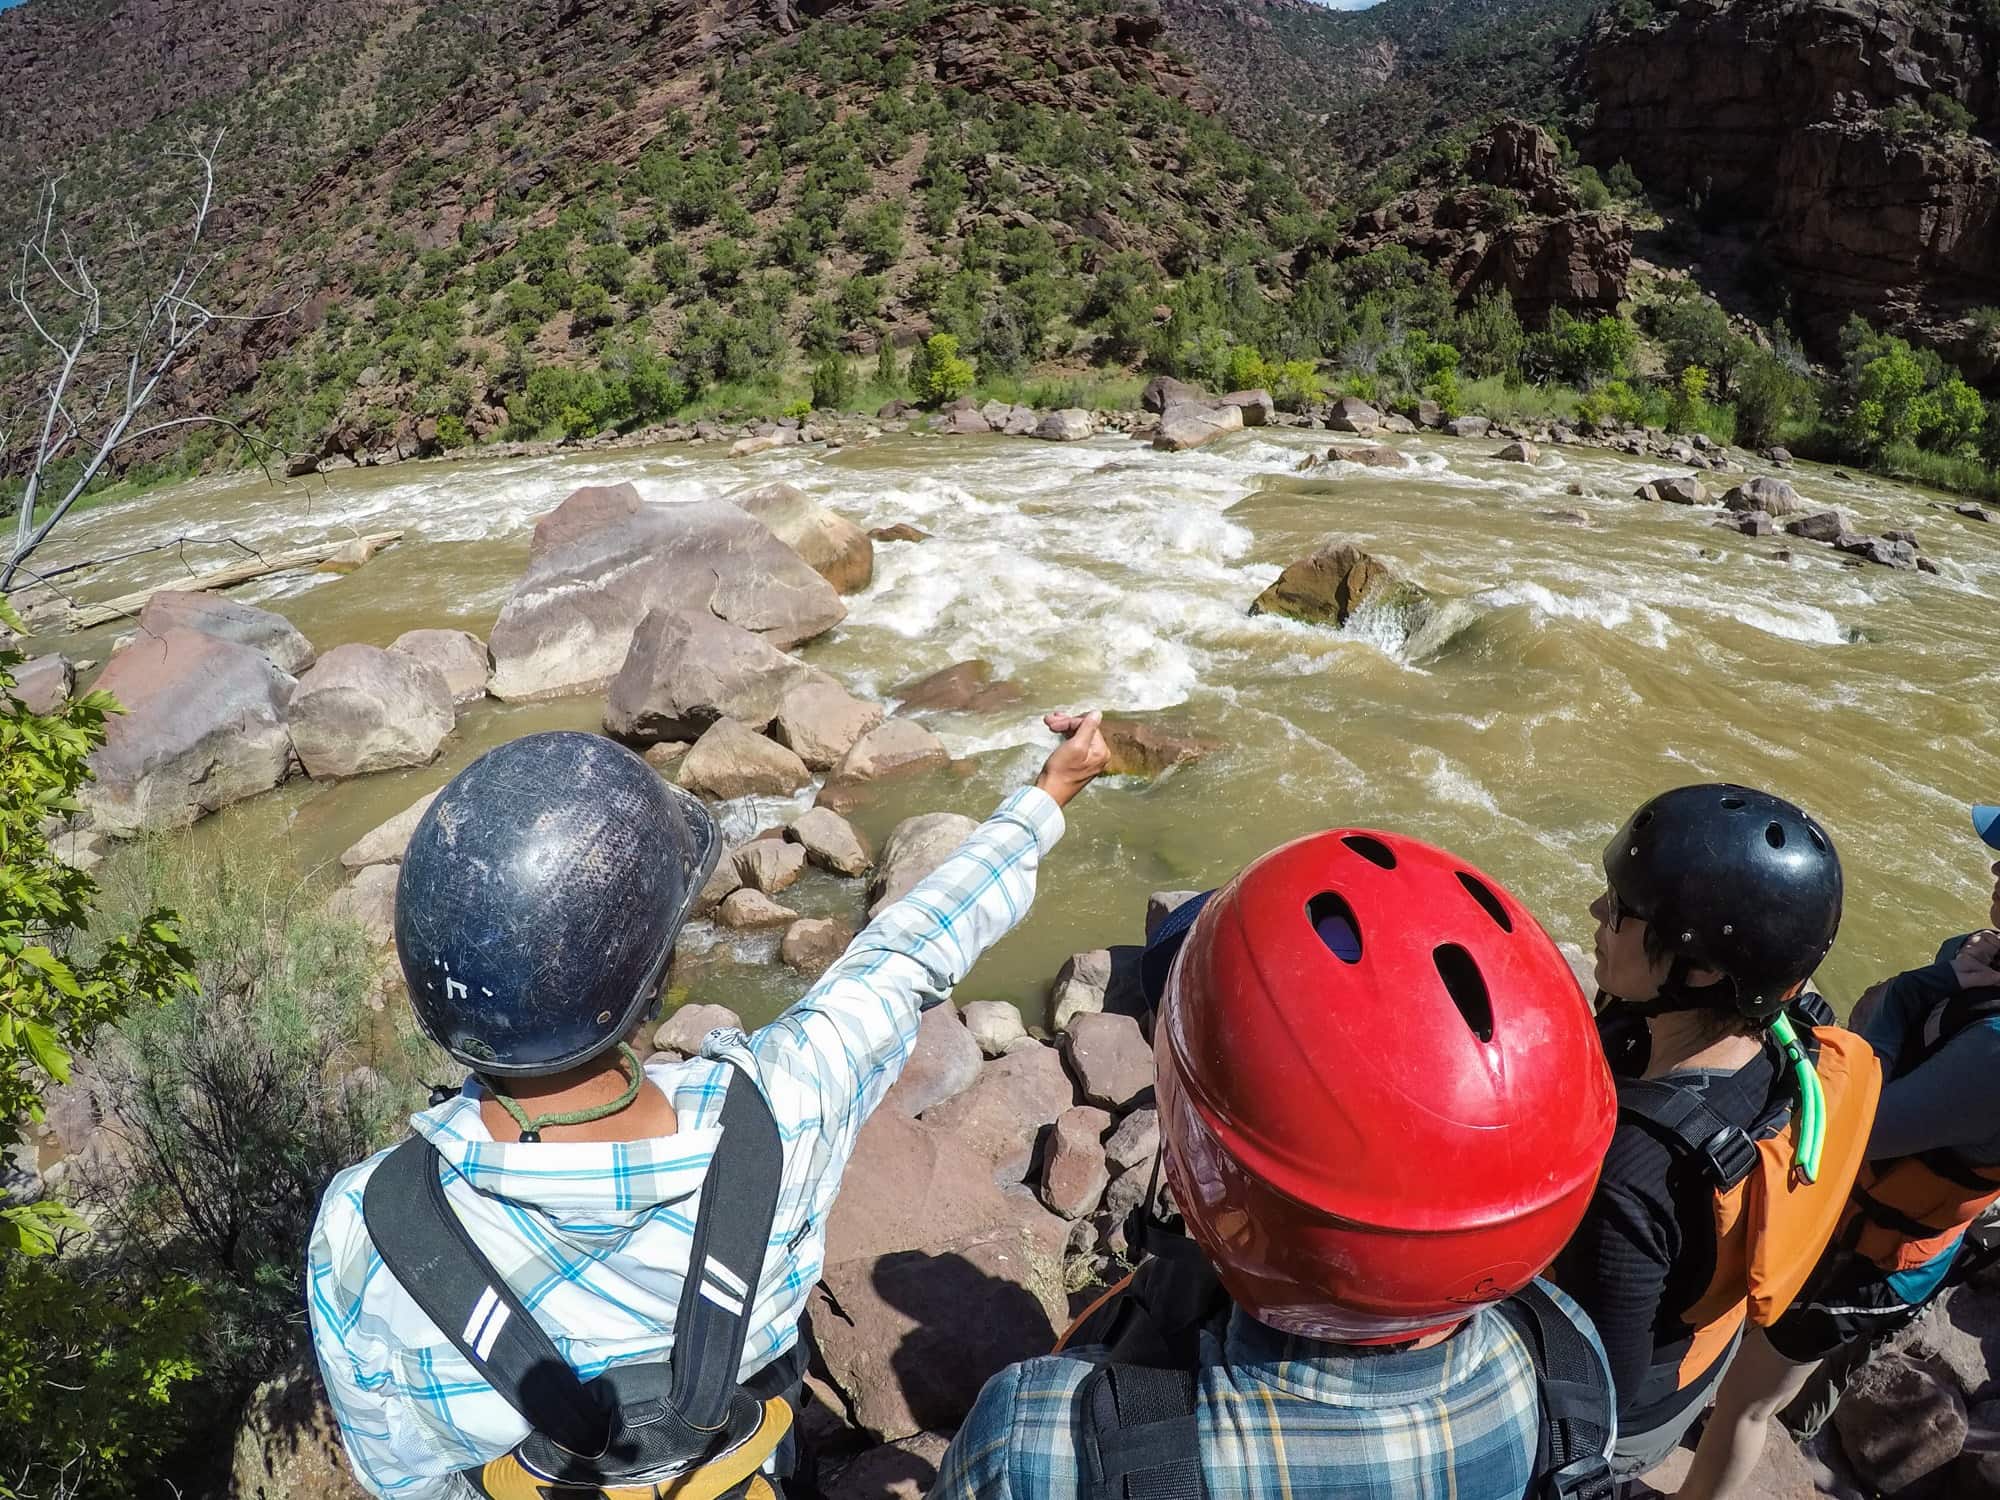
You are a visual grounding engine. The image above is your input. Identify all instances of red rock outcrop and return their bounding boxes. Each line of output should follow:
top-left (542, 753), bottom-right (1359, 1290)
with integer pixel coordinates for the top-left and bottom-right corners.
top-left (1580, 0), bottom-right (2000, 359)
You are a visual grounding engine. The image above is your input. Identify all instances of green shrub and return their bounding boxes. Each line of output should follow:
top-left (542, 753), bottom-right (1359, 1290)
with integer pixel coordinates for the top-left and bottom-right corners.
top-left (915, 332), bottom-right (974, 405)
top-left (570, 281), bottom-right (615, 332)
top-left (0, 599), bottom-right (204, 1493)
top-left (874, 332), bottom-right (901, 392)
top-left (1573, 165), bottom-right (1611, 211)
top-left (812, 354), bottom-right (855, 410)
top-left (436, 413), bottom-right (469, 449)
top-left (703, 238), bottom-right (748, 287)
top-left (1606, 160), bottom-right (1646, 200)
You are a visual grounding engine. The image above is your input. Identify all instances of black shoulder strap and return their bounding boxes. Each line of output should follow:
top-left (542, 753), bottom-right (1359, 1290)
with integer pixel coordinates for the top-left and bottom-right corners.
top-left (1075, 1240), bottom-right (1222, 1500)
top-left (1908, 986), bottom-right (2000, 1072)
top-left (1493, 1284), bottom-right (1616, 1500)
top-left (1617, 1076), bottom-right (1761, 1189)
top-left (361, 1063), bottom-right (783, 1455)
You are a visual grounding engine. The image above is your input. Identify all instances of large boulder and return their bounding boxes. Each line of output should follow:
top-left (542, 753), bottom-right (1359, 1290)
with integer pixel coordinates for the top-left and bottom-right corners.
top-left (811, 1102), bottom-right (1071, 1442)
top-left (1041, 1105), bottom-right (1113, 1219)
top-left (1034, 409), bottom-right (1093, 442)
top-left (326, 864), bottom-right (398, 947)
top-left (84, 629), bottom-right (297, 835)
top-left (883, 1004), bottom-right (984, 1118)
top-left (771, 680), bottom-right (883, 771)
top-left (735, 839), bottom-right (807, 895)
top-left (1064, 1012), bottom-right (1155, 1111)
top-left (604, 608), bottom-right (823, 745)
top-left (1142, 375), bottom-right (1204, 414)
top-left (655, 1002), bottom-right (743, 1057)
top-left (677, 718), bottom-right (811, 800)
top-left (1250, 541), bottom-right (1412, 628)
top-left (1722, 476), bottom-right (1811, 519)
top-left (339, 789), bottom-right (441, 870)
top-left (964, 1000), bottom-right (1027, 1058)
top-left (287, 644), bottom-right (454, 780)
top-left (729, 481), bottom-right (874, 595)
top-left (388, 628), bottom-right (490, 705)
top-left (10, 652), bottom-right (74, 713)
top-left (1219, 389), bottom-right (1275, 427)
top-left (228, 1352), bottom-right (371, 1500)
top-left (1051, 950), bottom-right (1112, 1032)
top-left (1327, 397), bottom-right (1383, 433)
top-left (136, 591), bottom-right (315, 675)
top-left (892, 660), bottom-right (1025, 714)
top-left (867, 812), bottom-right (978, 917)
top-left (1324, 444), bottom-right (1409, 470)
top-left (488, 484), bottom-right (844, 701)
top-left (780, 917), bottom-right (854, 979)
top-left (787, 806), bottom-right (872, 876)
top-left (1445, 414), bottom-right (1492, 439)
top-left (920, 1042), bottom-right (1077, 1181)
top-left (817, 719), bottom-right (950, 815)
top-left (1153, 402), bottom-right (1244, 452)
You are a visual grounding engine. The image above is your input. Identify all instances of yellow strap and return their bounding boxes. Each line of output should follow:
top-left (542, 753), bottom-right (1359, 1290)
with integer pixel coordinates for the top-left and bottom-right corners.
top-left (473, 1396), bottom-right (794, 1500)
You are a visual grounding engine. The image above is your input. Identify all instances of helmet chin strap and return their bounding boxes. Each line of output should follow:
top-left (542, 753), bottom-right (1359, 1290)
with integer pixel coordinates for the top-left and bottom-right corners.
top-left (1618, 958), bottom-right (1746, 1020)
top-left (490, 1043), bottom-right (646, 1144)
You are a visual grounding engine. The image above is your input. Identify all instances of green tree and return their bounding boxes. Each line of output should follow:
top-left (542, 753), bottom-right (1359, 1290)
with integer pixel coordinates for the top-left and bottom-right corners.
top-left (1733, 344), bottom-right (1814, 449)
top-left (916, 333), bottom-right (973, 405)
top-left (812, 354), bottom-right (855, 410)
top-left (874, 330), bottom-right (901, 391)
top-left (570, 281), bottom-right (615, 333)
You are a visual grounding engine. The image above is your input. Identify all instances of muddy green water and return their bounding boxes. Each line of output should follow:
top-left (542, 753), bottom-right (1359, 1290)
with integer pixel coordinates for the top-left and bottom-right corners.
top-left (32, 426), bottom-right (2000, 1027)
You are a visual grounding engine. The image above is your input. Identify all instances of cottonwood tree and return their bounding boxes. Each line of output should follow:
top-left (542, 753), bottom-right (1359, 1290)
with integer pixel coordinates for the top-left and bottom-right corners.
top-left (1, 131), bottom-right (291, 596)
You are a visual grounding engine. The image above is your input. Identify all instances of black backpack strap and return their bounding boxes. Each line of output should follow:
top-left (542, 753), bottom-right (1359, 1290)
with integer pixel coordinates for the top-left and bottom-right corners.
top-left (1493, 1284), bottom-right (1616, 1500)
top-left (361, 1062), bottom-right (784, 1452)
top-left (1081, 1365), bottom-right (1205, 1500)
top-left (363, 1135), bottom-right (613, 1457)
top-left (1617, 1077), bottom-right (1760, 1189)
top-left (1074, 1237), bottom-right (1222, 1500)
top-left (667, 1063), bottom-right (785, 1429)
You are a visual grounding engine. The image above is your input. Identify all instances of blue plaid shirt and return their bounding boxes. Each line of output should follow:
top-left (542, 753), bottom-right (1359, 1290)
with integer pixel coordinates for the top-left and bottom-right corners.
top-left (930, 1282), bottom-right (1612, 1500)
top-left (307, 787), bottom-right (1065, 1499)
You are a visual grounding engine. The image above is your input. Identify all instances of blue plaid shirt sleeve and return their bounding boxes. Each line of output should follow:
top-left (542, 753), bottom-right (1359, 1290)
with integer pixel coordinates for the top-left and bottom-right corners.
top-left (748, 786), bottom-right (1064, 1160)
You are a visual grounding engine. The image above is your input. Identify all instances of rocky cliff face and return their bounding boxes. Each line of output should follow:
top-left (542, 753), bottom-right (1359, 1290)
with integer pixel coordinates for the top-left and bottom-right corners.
top-left (1335, 118), bottom-right (1632, 322)
top-left (1579, 0), bottom-right (2000, 360)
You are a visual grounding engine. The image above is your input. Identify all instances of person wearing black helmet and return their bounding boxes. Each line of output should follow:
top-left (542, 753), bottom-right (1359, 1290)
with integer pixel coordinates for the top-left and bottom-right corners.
top-left (306, 716), bottom-right (1108, 1500)
top-left (1551, 784), bottom-right (1847, 1483)
top-left (1676, 807), bottom-right (2000, 1500)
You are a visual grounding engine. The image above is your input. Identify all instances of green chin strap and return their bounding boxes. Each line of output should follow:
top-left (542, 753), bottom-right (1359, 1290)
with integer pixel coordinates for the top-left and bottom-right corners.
top-left (491, 1042), bottom-right (646, 1143)
top-left (1768, 1012), bottom-right (1825, 1184)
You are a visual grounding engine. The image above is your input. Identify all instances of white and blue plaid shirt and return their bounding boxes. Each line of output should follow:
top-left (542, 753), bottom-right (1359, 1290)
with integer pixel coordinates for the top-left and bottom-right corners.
top-left (307, 787), bottom-right (1065, 1499)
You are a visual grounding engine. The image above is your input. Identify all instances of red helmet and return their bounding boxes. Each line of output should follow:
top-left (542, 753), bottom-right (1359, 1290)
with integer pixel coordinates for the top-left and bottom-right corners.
top-left (1156, 829), bottom-right (1615, 1344)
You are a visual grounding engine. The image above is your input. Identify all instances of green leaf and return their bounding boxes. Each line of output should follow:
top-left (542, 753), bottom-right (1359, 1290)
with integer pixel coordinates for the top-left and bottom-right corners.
top-left (23, 1021), bottom-right (69, 1085)
top-left (18, 944), bottom-right (83, 997)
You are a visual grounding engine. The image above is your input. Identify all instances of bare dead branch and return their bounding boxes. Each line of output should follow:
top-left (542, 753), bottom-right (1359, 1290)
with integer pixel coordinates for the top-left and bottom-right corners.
top-left (2, 129), bottom-right (276, 594)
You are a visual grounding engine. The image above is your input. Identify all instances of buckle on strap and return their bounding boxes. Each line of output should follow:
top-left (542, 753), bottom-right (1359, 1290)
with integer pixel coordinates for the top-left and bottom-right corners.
top-left (1699, 1123), bottom-right (1759, 1189)
top-left (1548, 1455), bottom-right (1615, 1500)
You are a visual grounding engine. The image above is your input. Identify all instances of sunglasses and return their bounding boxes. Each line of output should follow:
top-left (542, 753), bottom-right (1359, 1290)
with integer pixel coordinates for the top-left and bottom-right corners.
top-left (1602, 885), bottom-right (1635, 933)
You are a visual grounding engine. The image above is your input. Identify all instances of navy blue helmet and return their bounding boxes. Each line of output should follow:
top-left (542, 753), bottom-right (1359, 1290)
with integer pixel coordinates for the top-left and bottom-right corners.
top-left (395, 731), bottom-right (722, 1076)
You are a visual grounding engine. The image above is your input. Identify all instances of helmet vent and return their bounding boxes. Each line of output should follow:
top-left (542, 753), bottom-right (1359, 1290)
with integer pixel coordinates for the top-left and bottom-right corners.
top-left (1341, 834), bottom-right (1397, 869)
top-left (1307, 892), bottom-right (1363, 963)
top-left (1433, 944), bottom-right (1494, 1042)
top-left (1720, 796), bottom-right (1746, 810)
top-left (1807, 824), bottom-right (1827, 851)
top-left (1766, 822), bottom-right (1787, 849)
top-left (1455, 871), bottom-right (1514, 933)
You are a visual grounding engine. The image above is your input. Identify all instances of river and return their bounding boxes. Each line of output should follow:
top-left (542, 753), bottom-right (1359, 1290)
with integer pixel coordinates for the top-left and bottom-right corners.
top-left (30, 425), bottom-right (2000, 1028)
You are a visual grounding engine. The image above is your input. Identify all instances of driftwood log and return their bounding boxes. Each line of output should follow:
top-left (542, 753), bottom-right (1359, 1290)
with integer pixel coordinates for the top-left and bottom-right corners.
top-left (29, 531), bottom-right (402, 632)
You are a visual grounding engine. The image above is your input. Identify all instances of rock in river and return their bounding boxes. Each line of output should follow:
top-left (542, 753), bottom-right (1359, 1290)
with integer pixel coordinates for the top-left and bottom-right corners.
top-left (771, 680), bottom-right (883, 771)
top-left (677, 718), bottom-right (811, 800)
top-left (1250, 541), bottom-right (1418, 629)
top-left (84, 629), bottom-right (298, 835)
top-left (868, 812), bottom-right (978, 917)
top-left (605, 608), bottom-right (824, 745)
top-left (1152, 402), bottom-right (1243, 452)
top-left (137, 590), bottom-right (316, 675)
top-left (817, 719), bottom-right (950, 815)
top-left (287, 644), bottom-right (454, 780)
top-left (388, 628), bottom-right (491, 705)
top-left (488, 483), bottom-right (843, 701)
top-left (730, 481), bottom-right (874, 596)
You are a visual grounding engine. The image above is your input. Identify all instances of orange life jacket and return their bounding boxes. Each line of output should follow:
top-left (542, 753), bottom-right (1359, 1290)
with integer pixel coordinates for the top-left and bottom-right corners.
top-left (1836, 989), bottom-right (2000, 1274)
top-left (1618, 1023), bottom-right (1881, 1388)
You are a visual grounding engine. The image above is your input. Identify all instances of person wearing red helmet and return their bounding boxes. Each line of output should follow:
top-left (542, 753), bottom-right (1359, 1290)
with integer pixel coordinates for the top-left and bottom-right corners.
top-left (927, 829), bottom-right (1621, 1500)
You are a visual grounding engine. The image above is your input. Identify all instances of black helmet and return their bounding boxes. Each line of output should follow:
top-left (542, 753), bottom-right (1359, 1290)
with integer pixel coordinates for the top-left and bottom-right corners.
top-left (395, 731), bottom-right (722, 1076)
top-left (1604, 783), bottom-right (1842, 1023)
